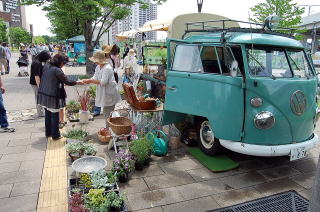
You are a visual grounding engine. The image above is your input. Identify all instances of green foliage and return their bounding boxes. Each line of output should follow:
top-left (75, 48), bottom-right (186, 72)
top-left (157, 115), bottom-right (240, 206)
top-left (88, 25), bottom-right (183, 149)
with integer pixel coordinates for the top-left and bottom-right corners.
top-left (90, 169), bottom-right (116, 189)
top-left (80, 173), bottom-right (92, 189)
top-left (129, 136), bottom-right (153, 163)
top-left (104, 191), bottom-right (126, 209)
top-left (83, 143), bottom-right (97, 156)
top-left (42, 35), bottom-right (60, 43)
top-left (0, 19), bottom-right (7, 42)
top-left (87, 85), bottom-right (96, 99)
top-left (9, 27), bottom-right (31, 47)
top-left (63, 129), bottom-right (88, 140)
top-left (85, 188), bottom-right (106, 211)
top-left (65, 142), bottom-right (84, 155)
top-left (33, 36), bottom-right (46, 44)
top-left (78, 75), bottom-right (91, 80)
top-left (66, 100), bottom-right (81, 113)
top-left (250, 0), bottom-right (304, 32)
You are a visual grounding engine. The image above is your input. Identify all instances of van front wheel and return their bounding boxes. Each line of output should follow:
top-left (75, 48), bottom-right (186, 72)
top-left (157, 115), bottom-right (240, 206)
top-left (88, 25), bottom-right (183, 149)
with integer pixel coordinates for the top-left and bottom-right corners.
top-left (196, 119), bottom-right (220, 156)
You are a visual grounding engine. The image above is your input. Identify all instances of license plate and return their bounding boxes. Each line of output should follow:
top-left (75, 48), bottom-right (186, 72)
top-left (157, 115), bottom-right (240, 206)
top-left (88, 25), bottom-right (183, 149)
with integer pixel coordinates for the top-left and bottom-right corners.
top-left (290, 147), bottom-right (308, 161)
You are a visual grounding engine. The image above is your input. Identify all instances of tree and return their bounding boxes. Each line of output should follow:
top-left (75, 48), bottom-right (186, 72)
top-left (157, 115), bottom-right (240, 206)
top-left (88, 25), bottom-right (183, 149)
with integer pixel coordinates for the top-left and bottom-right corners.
top-left (9, 27), bottom-right (31, 47)
top-left (22, 0), bottom-right (166, 74)
top-left (42, 35), bottom-right (60, 44)
top-left (33, 35), bottom-right (46, 44)
top-left (250, 0), bottom-right (304, 31)
top-left (0, 19), bottom-right (7, 43)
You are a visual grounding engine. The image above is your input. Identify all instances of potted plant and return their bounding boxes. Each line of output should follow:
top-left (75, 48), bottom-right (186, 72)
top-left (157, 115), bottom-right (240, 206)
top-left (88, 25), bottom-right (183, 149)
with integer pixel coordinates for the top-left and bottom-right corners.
top-left (83, 143), bottom-right (97, 156)
top-left (112, 149), bottom-right (134, 183)
top-left (69, 191), bottom-right (88, 212)
top-left (77, 88), bottom-right (91, 123)
top-left (89, 169), bottom-right (117, 190)
top-left (63, 129), bottom-right (88, 143)
top-left (79, 173), bottom-right (92, 191)
top-left (137, 81), bottom-right (144, 92)
top-left (84, 188), bottom-right (106, 212)
top-left (65, 142), bottom-right (85, 161)
top-left (104, 191), bottom-right (127, 212)
top-left (87, 85), bottom-right (96, 111)
top-left (119, 89), bottom-right (125, 100)
top-left (129, 138), bottom-right (150, 171)
top-left (66, 100), bottom-right (81, 122)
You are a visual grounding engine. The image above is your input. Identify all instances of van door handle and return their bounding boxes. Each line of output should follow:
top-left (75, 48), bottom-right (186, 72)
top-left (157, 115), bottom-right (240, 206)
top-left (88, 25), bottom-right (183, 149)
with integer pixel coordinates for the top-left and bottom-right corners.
top-left (168, 86), bottom-right (176, 91)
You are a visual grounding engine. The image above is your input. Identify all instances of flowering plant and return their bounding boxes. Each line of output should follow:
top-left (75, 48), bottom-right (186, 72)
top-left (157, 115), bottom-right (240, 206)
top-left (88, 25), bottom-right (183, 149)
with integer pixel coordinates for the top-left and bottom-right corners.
top-left (112, 149), bottom-right (134, 177)
top-left (76, 88), bottom-right (90, 111)
top-left (69, 191), bottom-right (88, 212)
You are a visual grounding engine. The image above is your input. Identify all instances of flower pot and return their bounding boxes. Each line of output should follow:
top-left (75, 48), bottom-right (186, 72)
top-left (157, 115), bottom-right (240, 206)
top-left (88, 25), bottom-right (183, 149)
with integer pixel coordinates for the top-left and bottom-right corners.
top-left (68, 152), bottom-right (82, 162)
top-left (79, 110), bottom-right (90, 123)
top-left (135, 161), bottom-right (144, 171)
top-left (110, 203), bottom-right (128, 212)
top-left (144, 158), bottom-right (151, 166)
top-left (118, 173), bottom-right (129, 183)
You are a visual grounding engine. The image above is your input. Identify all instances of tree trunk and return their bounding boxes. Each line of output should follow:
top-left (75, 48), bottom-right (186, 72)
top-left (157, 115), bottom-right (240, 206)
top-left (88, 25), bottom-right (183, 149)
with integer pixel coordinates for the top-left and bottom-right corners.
top-left (84, 21), bottom-right (95, 75)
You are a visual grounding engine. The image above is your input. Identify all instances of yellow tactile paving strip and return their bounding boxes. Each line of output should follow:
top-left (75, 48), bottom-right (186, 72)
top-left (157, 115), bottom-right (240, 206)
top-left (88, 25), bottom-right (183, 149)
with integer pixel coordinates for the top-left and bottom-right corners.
top-left (37, 137), bottom-right (68, 212)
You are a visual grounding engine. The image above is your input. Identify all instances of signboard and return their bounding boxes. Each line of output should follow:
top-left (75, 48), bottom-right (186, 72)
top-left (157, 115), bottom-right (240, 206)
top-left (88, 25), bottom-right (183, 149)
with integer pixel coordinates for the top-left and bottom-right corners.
top-left (74, 43), bottom-right (85, 54)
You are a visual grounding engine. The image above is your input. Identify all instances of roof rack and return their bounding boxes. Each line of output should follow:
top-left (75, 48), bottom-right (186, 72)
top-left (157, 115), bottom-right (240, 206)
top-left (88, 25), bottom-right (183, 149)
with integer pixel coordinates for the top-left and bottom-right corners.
top-left (183, 19), bottom-right (295, 39)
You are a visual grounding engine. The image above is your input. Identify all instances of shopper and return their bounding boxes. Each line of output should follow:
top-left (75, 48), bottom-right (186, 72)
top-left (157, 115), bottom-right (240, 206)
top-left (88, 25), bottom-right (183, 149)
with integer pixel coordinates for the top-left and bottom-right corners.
top-left (37, 53), bottom-right (83, 140)
top-left (110, 44), bottom-right (121, 83)
top-left (0, 74), bottom-right (15, 132)
top-left (82, 51), bottom-right (121, 126)
top-left (2, 43), bottom-right (11, 74)
top-left (30, 50), bottom-right (51, 117)
top-left (0, 45), bottom-right (7, 75)
top-left (123, 43), bottom-right (129, 59)
top-left (123, 49), bottom-right (138, 84)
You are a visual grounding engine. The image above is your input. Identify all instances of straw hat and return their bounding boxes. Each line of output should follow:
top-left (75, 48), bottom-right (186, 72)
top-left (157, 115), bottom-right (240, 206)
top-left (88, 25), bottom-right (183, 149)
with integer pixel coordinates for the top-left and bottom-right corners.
top-left (89, 51), bottom-right (108, 64)
top-left (101, 44), bottom-right (112, 54)
top-left (129, 49), bottom-right (135, 55)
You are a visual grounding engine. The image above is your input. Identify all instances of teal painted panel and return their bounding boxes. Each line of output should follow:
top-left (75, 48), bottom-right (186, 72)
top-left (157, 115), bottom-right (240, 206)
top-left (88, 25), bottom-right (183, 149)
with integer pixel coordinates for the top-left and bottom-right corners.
top-left (164, 71), bottom-right (244, 141)
top-left (244, 77), bottom-right (317, 145)
top-left (162, 110), bottom-right (187, 125)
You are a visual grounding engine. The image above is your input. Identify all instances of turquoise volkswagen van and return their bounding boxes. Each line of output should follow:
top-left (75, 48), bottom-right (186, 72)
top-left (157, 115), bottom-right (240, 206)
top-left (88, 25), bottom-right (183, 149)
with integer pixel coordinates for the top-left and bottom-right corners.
top-left (163, 18), bottom-right (319, 161)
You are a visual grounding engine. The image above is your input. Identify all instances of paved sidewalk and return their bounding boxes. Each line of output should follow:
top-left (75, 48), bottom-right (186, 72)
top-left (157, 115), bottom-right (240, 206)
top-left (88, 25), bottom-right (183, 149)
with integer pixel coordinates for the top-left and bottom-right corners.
top-left (0, 118), bottom-right (46, 212)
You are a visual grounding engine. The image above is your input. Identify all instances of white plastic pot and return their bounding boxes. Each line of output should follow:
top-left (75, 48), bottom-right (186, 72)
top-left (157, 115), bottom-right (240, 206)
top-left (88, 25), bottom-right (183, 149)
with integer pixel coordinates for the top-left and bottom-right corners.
top-left (79, 110), bottom-right (90, 123)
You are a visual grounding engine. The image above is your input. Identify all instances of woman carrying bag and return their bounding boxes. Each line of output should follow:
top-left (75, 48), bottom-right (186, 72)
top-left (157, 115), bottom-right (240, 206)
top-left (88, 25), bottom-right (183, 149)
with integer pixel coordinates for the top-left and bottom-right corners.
top-left (37, 53), bottom-right (83, 140)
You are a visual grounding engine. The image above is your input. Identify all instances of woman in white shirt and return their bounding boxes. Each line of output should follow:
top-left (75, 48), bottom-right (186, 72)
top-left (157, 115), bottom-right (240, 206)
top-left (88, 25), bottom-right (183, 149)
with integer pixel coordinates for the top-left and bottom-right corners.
top-left (83, 50), bottom-right (121, 126)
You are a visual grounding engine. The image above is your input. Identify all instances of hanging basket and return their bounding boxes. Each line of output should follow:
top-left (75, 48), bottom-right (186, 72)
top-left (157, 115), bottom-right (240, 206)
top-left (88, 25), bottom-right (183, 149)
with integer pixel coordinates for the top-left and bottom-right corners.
top-left (107, 117), bottom-right (132, 135)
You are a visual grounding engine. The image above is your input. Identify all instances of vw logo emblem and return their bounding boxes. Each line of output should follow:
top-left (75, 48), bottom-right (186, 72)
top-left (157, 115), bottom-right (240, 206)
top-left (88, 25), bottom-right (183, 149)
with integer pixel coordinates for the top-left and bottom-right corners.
top-left (290, 90), bottom-right (307, 116)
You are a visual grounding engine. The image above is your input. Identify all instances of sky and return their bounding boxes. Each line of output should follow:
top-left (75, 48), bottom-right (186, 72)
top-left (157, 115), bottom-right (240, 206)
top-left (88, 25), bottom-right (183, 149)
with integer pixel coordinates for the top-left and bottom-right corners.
top-left (25, 0), bottom-right (320, 36)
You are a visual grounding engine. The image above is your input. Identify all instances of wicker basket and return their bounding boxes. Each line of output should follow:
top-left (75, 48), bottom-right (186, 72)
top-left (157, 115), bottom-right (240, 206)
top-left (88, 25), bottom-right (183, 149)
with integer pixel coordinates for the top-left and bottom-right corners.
top-left (123, 83), bottom-right (156, 110)
top-left (107, 117), bottom-right (132, 135)
top-left (97, 132), bottom-right (111, 143)
top-left (135, 99), bottom-right (157, 110)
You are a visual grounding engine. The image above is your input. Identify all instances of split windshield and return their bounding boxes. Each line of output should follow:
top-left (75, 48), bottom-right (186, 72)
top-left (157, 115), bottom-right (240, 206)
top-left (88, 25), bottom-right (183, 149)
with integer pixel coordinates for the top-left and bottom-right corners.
top-left (246, 46), bottom-right (313, 78)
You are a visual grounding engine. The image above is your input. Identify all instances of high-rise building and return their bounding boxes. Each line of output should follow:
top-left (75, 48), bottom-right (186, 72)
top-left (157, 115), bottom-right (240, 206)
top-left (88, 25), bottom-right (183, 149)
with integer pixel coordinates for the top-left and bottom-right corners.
top-left (112, 0), bottom-right (157, 41)
top-left (0, 0), bottom-right (27, 29)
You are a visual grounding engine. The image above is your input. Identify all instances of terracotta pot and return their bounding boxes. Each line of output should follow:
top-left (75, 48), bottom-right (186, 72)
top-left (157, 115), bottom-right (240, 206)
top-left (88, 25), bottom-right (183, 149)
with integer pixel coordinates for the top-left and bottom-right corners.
top-left (135, 161), bottom-right (144, 171)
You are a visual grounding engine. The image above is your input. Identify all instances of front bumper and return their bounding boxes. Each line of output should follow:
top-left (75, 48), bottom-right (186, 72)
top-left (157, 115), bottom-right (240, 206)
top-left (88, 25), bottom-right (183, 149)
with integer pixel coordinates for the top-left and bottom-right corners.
top-left (220, 133), bottom-right (319, 157)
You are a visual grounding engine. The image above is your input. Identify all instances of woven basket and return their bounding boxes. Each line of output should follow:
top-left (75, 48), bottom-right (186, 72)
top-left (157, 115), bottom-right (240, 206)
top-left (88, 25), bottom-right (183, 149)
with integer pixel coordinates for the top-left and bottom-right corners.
top-left (107, 117), bottom-right (132, 135)
top-left (97, 132), bottom-right (111, 143)
top-left (136, 99), bottom-right (157, 110)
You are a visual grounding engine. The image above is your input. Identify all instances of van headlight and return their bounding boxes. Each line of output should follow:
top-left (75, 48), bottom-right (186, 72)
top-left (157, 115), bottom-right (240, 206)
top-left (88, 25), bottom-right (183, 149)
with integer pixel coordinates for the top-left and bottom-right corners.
top-left (254, 111), bottom-right (275, 129)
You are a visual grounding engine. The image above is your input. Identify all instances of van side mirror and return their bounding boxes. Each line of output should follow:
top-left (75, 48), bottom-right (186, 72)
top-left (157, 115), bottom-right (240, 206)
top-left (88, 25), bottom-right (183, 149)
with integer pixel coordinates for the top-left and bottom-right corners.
top-left (229, 60), bottom-right (239, 77)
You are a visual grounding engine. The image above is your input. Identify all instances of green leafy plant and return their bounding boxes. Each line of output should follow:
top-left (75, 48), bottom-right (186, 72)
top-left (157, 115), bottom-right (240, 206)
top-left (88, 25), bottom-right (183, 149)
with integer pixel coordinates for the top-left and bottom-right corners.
top-left (129, 137), bottom-right (151, 163)
top-left (119, 89), bottom-right (125, 95)
top-left (84, 188), bottom-right (106, 211)
top-left (66, 100), bottom-right (81, 113)
top-left (65, 142), bottom-right (84, 155)
top-left (83, 143), bottom-right (97, 156)
top-left (87, 85), bottom-right (96, 99)
top-left (80, 173), bottom-right (92, 189)
top-left (89, 169), bottom-right (116, 189)
top-left (105, 191), bottom-right (127, 210)
top-left (63, 129), bottom-right (88, 140)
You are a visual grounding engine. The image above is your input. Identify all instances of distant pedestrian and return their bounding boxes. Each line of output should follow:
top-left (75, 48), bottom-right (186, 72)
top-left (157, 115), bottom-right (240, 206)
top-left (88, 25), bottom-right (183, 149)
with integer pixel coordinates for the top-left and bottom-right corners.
top-left (30, 50), bottom-right (51, 117)
top-left (123, 43), bottom-right (129, 59)
top-left (0, 74), bottom-right (15, 132)
top-left (110, 44), bottom-right (121, 83)
top-left (123, 49), bottom-right (138, 84)
top-left (37, 53), bottom-right (83, 140)
top-left (30, 44), bottom-right (38, 61)
top-left (2, 43), bottom-right (11, 74)
top-left (0, 45), bottom-right (7, 75)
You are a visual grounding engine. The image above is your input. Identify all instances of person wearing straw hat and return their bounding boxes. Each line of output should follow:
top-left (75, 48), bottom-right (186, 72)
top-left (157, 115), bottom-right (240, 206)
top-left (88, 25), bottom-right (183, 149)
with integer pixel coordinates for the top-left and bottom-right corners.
top-left (82, 51), bottom-right (121, 126)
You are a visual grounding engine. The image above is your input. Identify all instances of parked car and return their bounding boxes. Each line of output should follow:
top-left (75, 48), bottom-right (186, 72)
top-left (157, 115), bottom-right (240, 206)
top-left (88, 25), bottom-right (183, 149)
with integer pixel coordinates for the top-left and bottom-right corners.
top-left (163, 16), bottom-right (319, 161)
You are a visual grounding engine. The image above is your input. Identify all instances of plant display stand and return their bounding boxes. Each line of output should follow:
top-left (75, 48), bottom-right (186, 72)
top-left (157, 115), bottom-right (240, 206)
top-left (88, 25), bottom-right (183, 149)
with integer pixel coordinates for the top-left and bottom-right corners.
top-left (108, 128), bottom-right (133, 153)
top-left (129, 105), bottom-right (164, 133)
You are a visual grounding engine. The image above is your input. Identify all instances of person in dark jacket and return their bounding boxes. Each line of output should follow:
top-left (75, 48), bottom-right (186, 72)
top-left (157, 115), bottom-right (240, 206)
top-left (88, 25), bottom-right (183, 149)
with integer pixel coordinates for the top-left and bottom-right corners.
top-left (30, 50), bottom-right (51, 117)
top-left (37, 53), bottom-right (83, 140)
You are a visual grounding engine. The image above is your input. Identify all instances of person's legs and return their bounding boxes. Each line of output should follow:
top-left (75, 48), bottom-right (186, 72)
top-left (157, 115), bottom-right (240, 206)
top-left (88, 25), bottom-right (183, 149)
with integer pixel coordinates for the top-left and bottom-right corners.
top-left (93, 106), bottom-right (101, 116)
top-left (31, 85), bottom-right (44, 117)
top-left (0, 59), bottom-right (7, 74)
top-left (51, 111), bottom-right (60, 139)
top-left (6, 59), bottom-right (9, 74)
top-left (103, 105), bottom-right (115, 127)
top-left (44, 109), bottom-right (52, 137)
top-left (0, 91), bottom-right (9, 128)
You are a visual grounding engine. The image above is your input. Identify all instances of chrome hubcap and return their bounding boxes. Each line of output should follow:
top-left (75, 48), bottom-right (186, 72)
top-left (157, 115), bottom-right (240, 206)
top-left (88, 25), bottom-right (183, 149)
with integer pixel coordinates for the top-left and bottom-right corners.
top-left (200, 121), bottom-right (215, 149)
